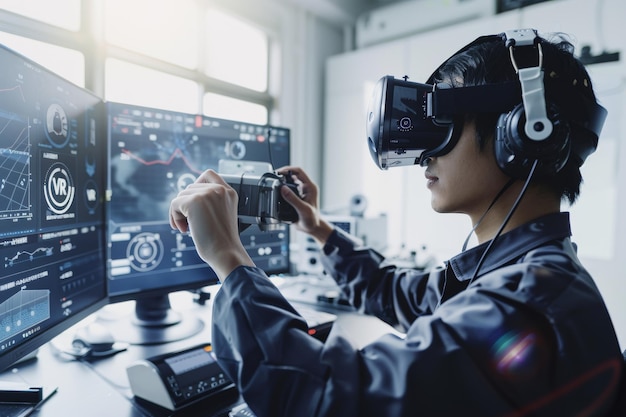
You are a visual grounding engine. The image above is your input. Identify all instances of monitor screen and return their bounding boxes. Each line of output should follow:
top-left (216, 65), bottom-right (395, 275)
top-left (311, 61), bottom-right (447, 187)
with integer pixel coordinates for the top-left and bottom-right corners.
top-left (0, 44), bottom-right (108, 372)
top-left (104, 102), bottom-right (291, 344)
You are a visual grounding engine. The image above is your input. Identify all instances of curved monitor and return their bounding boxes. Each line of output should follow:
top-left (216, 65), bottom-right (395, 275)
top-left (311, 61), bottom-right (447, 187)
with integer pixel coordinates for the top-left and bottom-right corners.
top-left (104, 102), bottom-right (291, 345)
top-left (0, 44), bottom-right (108, 372)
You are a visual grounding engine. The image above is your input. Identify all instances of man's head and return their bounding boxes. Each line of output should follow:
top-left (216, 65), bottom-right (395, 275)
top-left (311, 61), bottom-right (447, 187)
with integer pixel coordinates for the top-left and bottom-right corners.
top-left (367, 29), bottom-right (607, 205)
top-left (429, 30), bottom-right (604, 204)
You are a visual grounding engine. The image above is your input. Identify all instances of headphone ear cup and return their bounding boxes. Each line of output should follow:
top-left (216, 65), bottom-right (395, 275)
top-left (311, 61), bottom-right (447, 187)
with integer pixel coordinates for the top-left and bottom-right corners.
top-left (495, 103), bottom-right (571, 179)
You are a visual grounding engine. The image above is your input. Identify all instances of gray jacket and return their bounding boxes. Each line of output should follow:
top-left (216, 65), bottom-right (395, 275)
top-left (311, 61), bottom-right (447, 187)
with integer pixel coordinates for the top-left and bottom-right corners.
top-left (212, 212), bottom-right (623, 416)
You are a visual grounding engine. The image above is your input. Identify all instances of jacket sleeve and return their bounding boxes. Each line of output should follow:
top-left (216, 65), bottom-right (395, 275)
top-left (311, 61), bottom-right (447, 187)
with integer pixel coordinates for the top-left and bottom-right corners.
top-left (211, 267), bottom-right (358, 416)
top-left (320, 227), bottom-right (443, 330)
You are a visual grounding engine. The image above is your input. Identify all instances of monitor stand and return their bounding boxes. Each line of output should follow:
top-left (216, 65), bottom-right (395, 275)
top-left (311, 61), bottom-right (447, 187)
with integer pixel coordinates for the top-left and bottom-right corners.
top-left (100, 294), bottom-right (204, 345)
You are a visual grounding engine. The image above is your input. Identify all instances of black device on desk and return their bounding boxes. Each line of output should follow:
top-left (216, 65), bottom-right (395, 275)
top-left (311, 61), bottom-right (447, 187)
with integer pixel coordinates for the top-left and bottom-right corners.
top-left (0, 43), bottom-right (108, 413)
top-left (126, 343), bottom-right (238, 413)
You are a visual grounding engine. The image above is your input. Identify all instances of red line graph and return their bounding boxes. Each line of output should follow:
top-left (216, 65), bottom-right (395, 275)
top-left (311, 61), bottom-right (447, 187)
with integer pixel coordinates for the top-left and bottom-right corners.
top-left (0, 85), bottom-right (26, 102)
top-left (121, 148), bottom-right (203, 174)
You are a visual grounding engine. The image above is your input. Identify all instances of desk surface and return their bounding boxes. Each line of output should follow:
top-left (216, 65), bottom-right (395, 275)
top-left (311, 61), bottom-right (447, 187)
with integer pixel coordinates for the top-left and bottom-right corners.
top-left (0, 279), bottom-right (397, 417)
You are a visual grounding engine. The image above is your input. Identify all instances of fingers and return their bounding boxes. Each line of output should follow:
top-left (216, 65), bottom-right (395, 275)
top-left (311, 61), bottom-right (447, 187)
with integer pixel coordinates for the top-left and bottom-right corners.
top-left (169, 191), bottom-right (200, 233)
top-left (169, 204), bottom-right (190, 233)
top-left (277, 166), bottom-right (318, 202)
top-left (169, 169), bottom-right (231, 233)
top-left (276, 166), bottom-right (312, 184)
top-left (197, 169), bottom-right (229, 186)
top-left (280, 184), bottom-right (306, 209)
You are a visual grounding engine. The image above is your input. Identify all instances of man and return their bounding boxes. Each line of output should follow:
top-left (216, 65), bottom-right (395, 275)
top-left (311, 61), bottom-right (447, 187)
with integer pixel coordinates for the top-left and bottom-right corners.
top-left (170, 29), bottom-right (623, 416)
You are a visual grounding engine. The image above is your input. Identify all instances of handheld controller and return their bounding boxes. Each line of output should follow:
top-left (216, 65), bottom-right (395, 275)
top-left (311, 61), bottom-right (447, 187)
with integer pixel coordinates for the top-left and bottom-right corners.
top-left (220, 172), bottom-right (299, 231)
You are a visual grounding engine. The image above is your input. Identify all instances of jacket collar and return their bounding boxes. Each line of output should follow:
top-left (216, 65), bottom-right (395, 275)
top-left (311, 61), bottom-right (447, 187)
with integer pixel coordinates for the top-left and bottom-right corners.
top-left (448, 212), bottom-right (572, 282)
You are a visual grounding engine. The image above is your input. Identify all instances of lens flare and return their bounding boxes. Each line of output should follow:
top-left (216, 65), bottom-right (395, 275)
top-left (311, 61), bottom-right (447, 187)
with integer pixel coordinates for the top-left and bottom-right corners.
top-left (491, 330), bottom-right (543, 380)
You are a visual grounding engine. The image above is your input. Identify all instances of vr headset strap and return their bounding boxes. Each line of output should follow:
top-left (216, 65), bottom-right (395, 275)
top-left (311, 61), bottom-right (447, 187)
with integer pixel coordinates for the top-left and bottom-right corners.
top-left (428, 81), bottom-right (607, 139)
top-left (428, 82), bottom-right (521, 119)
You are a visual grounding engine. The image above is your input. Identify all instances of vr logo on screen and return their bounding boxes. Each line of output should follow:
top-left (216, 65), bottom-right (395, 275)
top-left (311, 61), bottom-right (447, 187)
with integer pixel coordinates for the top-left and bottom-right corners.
top-left (44, 162), bottom-right (75, 215)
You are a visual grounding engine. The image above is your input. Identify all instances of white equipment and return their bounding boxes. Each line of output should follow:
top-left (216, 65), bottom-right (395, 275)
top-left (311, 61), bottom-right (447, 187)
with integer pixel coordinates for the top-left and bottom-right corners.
top-left (297, 214), bottom-right (388, 275)
top-left (355, 0), bottom-right (496, 48)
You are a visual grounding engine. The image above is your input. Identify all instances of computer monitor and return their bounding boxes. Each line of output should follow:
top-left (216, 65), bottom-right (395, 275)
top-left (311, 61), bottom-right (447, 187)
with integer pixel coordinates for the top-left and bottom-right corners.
top-left (0, 44), bottom-right (108, 373)
top-left (104, 102), bottom-right (291, 345)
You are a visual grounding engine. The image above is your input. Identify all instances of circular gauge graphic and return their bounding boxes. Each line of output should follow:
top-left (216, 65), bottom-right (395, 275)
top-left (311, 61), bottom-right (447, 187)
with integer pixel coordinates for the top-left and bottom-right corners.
top-left (229, 141), bottom-right (247, 160)
top-left (45, 103), bottom-right (70, 148)
top-left (43, 162), bottom-right (75, 215)
top-left (177, 173), bottom-right (197, 192)
top-left (127, 232), bottom-right (164, 271)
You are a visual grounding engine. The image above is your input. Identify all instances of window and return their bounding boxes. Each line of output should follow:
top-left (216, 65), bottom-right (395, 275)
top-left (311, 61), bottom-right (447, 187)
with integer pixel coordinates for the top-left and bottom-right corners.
top-left (205, 9), bottom-right (269, 92)
top-left (0, 1), bottom-right (276, 122)
top-left (105, 59), bottom-right (198, 114)
top-left (103, 0), bottom-right (200, 69)
top-left (0, 0), bottom-right (81, 31)
top-left (0, 32), bottom-right (84, 87)
top-left (203, 92), bottom-right (268, 125)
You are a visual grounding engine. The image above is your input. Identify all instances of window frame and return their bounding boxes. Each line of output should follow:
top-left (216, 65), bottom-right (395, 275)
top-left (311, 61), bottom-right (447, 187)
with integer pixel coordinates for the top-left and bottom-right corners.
top-left (0, 1), bottom-right (277, 120)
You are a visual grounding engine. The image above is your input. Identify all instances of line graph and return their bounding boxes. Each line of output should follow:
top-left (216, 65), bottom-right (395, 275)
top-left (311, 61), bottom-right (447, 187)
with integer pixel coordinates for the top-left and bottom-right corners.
top-left (0, 108), bottom-right (32, 219)
top-left (121, 147), bottom-right (203, 175)
top-left (109, 117), bottom-right (230, 225)
top-left (0, 85), bottom-right (26, 102)
top-left (4, 246), bottom-right (54, 268)
top-left (111, 139), bottom-right (209, 224)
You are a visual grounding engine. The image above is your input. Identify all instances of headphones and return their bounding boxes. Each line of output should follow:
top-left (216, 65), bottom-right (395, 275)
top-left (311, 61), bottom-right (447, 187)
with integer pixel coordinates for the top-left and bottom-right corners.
top-left (366, 29), bottom-right (608, 179)
top-left (494, 29), bottom-right (570, 179)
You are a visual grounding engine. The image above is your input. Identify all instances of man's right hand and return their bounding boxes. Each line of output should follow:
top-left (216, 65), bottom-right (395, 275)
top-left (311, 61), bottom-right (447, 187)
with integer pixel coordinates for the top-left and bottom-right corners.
top-left (277, 166), bottom-right (334, 245)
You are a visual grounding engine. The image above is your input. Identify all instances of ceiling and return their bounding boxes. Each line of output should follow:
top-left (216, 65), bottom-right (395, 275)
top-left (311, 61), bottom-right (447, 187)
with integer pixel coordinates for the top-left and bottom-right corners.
top-left (283, 0), bottom-right (404, 26)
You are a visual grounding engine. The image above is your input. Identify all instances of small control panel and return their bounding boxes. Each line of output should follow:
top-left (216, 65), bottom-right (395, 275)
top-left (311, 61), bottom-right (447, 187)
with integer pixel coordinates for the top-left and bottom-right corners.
top-left (126, 343), bottom-right (236, 411)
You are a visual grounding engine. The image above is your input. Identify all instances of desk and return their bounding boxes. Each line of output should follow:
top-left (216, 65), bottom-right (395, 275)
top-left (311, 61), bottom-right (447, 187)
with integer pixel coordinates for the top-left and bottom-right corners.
top-left (0, 281), bottom-right (398, 417)
top-left (0, 290), bottom-right (218, 417)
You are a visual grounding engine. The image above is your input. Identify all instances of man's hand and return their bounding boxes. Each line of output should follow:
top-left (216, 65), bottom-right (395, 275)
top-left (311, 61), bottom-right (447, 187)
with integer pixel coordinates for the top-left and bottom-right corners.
top-left (276, 166), bottom-right (334, 245)
top-left (169, 169), bottom-right (254, 280)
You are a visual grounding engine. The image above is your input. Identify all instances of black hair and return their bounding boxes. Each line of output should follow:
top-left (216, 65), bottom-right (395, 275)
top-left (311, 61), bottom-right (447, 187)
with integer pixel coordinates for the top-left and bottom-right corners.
top-left (431, 32), bottom-right (599, 205)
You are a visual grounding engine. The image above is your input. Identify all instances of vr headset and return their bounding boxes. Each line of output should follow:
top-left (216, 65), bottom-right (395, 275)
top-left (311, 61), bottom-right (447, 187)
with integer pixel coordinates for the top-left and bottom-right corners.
top-left (366, 29), bottom-right (608, 179)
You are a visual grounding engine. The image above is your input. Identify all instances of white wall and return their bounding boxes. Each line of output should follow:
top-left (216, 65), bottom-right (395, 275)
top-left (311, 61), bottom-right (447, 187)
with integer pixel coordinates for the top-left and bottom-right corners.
top-left (323, 0), bottom-right (626, 347)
